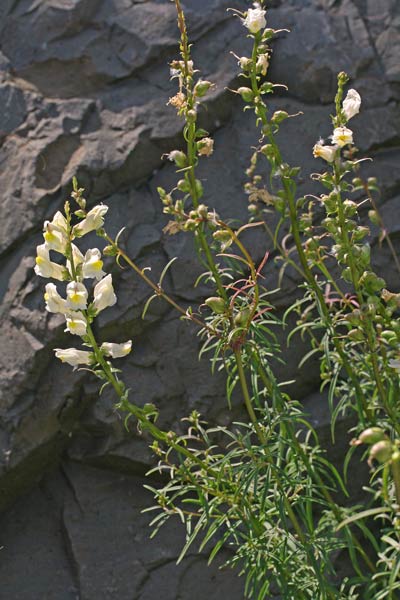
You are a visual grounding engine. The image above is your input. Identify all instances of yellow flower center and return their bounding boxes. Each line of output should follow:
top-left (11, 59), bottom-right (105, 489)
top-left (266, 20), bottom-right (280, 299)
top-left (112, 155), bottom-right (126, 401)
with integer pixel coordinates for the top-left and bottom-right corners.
top-left (69, 293), bottom-right (81, 304)
top-left (44, 231), bottom-right (56, 243)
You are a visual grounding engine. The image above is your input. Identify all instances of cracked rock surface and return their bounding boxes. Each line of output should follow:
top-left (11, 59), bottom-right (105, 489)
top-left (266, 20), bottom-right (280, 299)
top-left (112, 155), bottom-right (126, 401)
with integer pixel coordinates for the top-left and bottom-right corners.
top-left (0, 0), bottom-right (399, 597)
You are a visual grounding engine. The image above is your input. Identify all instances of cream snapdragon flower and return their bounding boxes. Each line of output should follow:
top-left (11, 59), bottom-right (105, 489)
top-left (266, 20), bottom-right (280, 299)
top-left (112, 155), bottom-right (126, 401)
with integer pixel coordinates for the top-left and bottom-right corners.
top-left (92, 274), bottom-right (117, 313)
top-left (44, 283), bottom-right (68, 313)
top-left (82, 248), bottom-right (106, 280)
top-left (332, 126), bottom-right (353, 147)
top-left (35, 244), bottom-right (65, 280)
top-left (243, 7), bottom-right (266, 34)
top-left (73, 205), bottom-right (109, 237)
top-left (65, 312), bottom-right (87, 336)
top-left (66, 281), bottom-right (88, 311)
top-left (101, 341), bottom-right (132, 358)
top-left (55, 348), bottom-right (92, 367)
top-left (342, 89), bottom-right (361, 121)
top-left (313, 141), bottom-right (338, 163)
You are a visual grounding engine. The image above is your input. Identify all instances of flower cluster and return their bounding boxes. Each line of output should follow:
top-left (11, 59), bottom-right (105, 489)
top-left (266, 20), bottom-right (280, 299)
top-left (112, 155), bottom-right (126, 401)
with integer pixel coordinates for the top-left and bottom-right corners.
top-left (312, 87), bottom-right (361, 162)
top-left (35, 196), bottom-right (132, 368)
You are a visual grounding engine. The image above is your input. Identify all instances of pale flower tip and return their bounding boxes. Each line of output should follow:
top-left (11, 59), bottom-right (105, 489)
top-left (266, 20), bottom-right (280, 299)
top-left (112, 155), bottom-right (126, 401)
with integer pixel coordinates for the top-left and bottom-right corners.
top-left (342, 88), bottom-right (361, 121)
top-left (54, 348), bottom-right (92, 367)
top-left (100, 340), bottom-right (132, 359)
top-left (312, 142), bottom-right (337, 163)
top-left (243, 7), bottom-right (266, 34)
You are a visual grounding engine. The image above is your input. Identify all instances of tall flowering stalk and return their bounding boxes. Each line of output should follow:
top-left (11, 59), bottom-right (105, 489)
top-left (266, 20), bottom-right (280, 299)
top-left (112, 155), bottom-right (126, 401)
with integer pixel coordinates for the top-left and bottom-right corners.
top-left (33, 1), bottom-right (400, 598)
top-left (234, 2), bottom-right (400, 595)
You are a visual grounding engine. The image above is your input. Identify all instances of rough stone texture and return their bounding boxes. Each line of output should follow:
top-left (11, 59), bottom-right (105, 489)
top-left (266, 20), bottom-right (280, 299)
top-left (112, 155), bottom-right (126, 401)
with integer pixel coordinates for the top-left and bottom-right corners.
top-left (0, 0), bottom-right (399, 597)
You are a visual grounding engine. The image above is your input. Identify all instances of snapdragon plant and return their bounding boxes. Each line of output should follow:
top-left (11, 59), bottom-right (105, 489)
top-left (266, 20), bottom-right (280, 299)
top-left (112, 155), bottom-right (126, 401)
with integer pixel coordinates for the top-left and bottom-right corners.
top-left (34, 1), bottom-right (400, 598)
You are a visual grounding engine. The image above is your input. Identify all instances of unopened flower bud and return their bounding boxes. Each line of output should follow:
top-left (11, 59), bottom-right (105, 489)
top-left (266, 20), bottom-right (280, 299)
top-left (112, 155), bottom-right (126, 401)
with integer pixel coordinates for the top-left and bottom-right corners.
top-left (103, 245), bottom-right (118, 257)
top-left (213, 230), bottom-right (232, 243)
top-left (368, 210), bottom-right (379, 225)
top-left (197, 204), bottom-right (208, 219)
top-left (187, 109), bottom-right (197, 122)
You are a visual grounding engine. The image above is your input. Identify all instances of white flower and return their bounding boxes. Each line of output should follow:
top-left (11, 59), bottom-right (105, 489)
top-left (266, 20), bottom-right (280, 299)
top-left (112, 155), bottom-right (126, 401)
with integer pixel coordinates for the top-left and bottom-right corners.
top-left (92, 274), bottom-right (117, 313)
top-left (342, 89), bottom-right (361, 121)
top-left (197, 137), bottom-right (214, 157)
top-left (54, 348), bottom-right (92, 367)
top-left (34, 244), bottom-right (65, 280)
top-left (66, 243), bottom-right (84, 275)
top-left (100, 340), bottom-right (132, 358)
top-left (73, 205), bottom-right (109, 237)
top-left (82, 248), bottom-right (105, 280)
top-left (44, 283), bottom-right (68, 313)
top-left (332, 126), bottom-right (353, 147)
top-left (312, 141), bottom-right (338, 162)
top-left (256, 53), bottom-right (269, 76)
top-left (43, 213), bottom-right (68, 254)
top-left (66, 281), bottom-right (88, 311)
top-left (243, 7), bottom-right (266, 34)
top-left (65, 313), bottom-right (87, 336)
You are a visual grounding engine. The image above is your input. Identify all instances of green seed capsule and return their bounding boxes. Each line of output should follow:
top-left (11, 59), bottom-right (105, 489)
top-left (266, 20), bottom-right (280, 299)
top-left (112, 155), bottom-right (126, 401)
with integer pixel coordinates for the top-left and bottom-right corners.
top-left (358, 427), bottom-right (387, 445)
top-left (205, 297), bottom-right (226, 314)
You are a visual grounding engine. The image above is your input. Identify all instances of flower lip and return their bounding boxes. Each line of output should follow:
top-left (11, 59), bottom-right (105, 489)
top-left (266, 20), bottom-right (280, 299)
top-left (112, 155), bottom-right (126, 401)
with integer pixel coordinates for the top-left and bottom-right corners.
top-left (331, 126), bottom-right (353, 148)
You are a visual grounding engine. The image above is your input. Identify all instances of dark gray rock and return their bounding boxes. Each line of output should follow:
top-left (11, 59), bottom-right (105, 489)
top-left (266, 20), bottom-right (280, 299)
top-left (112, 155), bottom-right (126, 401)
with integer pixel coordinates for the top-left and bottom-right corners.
top-left (0, 0), bottom-right (399, 597)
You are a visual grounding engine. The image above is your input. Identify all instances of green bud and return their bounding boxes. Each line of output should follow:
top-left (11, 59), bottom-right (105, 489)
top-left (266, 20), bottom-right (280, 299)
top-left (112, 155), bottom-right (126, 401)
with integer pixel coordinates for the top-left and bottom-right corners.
top-left (260, 144), bottom-right (274, 159)
top-left (380, 330), bottom-right (397, 345)
top-left (183, 219), bottom-right (197, 231)
top-left (359, 271), bottom-right (385, 293)
top-left (194, 179), bottom-right (204, 198)
top-left (348, 328), bottom-right (364, 341)
top-left (352, 226), bottom-right (369, 242)
top-left (157, 186), bottom-right (167, 200)
top-left (187, 109), bottom-right (197, 122)
top-left (177, 179), bottom-right (190, 192)
top-left (205, 296), bottom-right (226, 314)
top-left (213, 230), bottom-right (232, 243)
top-left (194, 80), bottom-right (213, 97)
top-left (168, 150), bottom-right (187, 168)
top-left (197, 204), bottom-right (208, 219)
top-left (103, 245), bottom-right (118, 256)
top-left (368, 210), bottom-right (379, 225)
